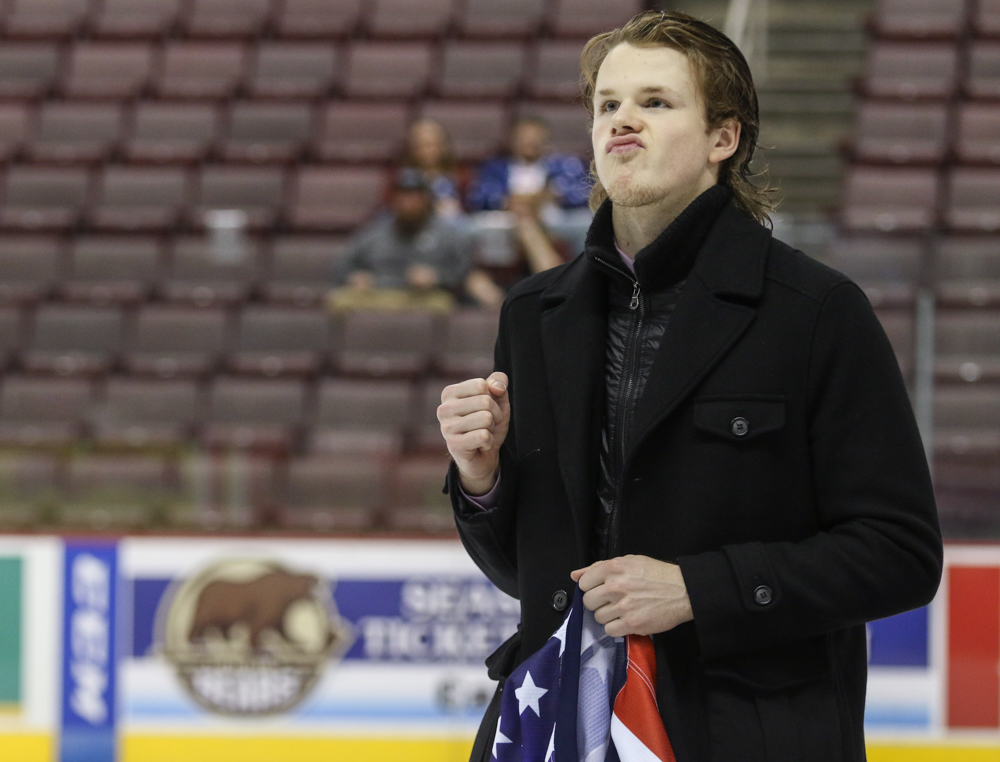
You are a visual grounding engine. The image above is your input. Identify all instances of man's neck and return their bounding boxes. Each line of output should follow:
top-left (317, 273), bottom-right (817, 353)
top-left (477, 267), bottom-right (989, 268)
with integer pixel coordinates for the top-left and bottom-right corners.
top-left (612, 180), bottom-right (717, 260)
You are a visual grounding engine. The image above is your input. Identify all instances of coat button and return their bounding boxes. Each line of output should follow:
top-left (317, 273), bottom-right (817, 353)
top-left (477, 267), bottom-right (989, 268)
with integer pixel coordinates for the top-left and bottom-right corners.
top-left (551, 589), bottom-right (569, 612)
top-left (754, 585), bottom-right (773, 606)
top-left (731, 417), bottom-right (749, 437)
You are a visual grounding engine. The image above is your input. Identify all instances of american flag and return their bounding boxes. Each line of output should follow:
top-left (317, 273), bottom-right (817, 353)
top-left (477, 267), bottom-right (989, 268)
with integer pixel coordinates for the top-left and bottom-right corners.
top-left (490, 588), bottom-right (676, 762)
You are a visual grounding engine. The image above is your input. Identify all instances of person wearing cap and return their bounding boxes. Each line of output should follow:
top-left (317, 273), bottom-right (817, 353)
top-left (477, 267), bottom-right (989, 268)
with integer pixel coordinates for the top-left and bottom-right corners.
top-left (329, 168), bottom-right (503, 311)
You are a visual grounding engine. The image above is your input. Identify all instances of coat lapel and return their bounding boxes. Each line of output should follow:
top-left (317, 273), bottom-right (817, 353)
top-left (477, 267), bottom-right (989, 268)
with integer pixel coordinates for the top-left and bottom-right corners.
top-left (628, 204), bottom-right (772, 458)
top-left (539, 258), bottom-right (608, 563)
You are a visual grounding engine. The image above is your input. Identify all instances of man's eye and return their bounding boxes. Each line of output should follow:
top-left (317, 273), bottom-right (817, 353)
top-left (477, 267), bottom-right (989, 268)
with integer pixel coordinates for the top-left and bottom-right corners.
top-left (601, 101), bottom-right (617, 112)
top-left (648, 99), bottom-right (667, 108)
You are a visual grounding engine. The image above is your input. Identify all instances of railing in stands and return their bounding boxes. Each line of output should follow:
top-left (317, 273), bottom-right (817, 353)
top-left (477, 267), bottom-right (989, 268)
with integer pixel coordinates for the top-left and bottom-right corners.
top-left (724, 0), bottom-right (769, 82)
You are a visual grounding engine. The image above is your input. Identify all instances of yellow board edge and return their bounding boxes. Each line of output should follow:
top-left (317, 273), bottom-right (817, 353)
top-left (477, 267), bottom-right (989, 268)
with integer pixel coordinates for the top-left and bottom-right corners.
top-left (0, 734), bottom-right (51, 762)
top-left (868, 743), bottom-right (1000, 762)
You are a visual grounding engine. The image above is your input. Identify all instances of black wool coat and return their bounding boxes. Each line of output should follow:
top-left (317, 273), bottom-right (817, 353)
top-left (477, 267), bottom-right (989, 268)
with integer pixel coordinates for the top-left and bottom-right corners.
top-left (448, 200), bottom-right (943, 762)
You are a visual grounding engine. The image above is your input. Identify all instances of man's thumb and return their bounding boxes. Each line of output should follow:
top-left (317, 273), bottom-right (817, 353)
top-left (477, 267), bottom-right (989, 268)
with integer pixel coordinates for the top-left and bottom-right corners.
top-left (487, 372), bottom-right (508, 396)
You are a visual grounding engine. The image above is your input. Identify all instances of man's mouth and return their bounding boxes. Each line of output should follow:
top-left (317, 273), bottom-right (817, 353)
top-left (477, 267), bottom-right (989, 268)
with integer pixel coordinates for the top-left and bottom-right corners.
top-left (606, 135), bottom-right (644, 154)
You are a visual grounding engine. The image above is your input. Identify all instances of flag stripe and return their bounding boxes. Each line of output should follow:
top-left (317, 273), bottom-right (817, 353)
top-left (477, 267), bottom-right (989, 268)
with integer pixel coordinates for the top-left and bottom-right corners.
top-left (612, 635), bottom-right (675, 762)
top-left (610, 715), bottom-right (667, 762)
top-left (947, 566), bottom-right (1000, 728)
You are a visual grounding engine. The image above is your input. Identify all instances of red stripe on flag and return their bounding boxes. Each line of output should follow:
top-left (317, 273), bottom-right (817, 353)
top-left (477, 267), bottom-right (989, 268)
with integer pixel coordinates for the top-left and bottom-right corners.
top-left (948, 565), bottom-right (1000, 728)
top-left (614, 635), bottom-right (676, 762)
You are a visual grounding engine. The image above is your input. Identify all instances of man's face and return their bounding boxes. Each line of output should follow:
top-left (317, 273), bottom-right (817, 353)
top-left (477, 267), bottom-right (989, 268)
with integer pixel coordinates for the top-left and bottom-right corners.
top-left (591, 43), bottom-right (737, 209)
top-left (510, 122), bottom-right (549, 163)
top-left (393, 189), bottom-right (432, 230)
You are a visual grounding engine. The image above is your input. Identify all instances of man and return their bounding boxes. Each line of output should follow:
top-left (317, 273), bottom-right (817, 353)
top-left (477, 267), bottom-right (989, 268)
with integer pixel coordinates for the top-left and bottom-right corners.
top-left (330, 168), bottom-right (502, 310)
top-left (438, 10), bottom-right (942, 762)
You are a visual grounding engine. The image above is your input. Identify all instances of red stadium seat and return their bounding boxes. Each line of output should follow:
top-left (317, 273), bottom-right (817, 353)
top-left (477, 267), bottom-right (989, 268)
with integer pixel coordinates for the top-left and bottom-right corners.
top-left (286, 166), bottom-right (385, 231)
top-left (0, 236), bottom-right (62, 304)
top-left (458, 0), bottom-right (544, 37)
top-left (411, 377), bottom-right (455, 452)
top-left (0, 167), bottom-right (92, 230)
top-left (966, 41), bottom-right (1000, 99)
top-left (946, 168), bottom-right (1000, 232)
top-left (157, 42), bottom-right (247, 98)
top-left (184, 0), bottom-right (273, 37)
top-left (279, 455), bottom-right (387, 531)
top-left (934, 386), bottom-right (1000, 457)
top-left (936, 237), bottom-right (1000, 308)
top-left (955, 104), bottom-right (1000, 165)
top-left (0, 453), bottom-right (60, 527)
top-left (852, 101), bottom-right (948, 165)
top-left (841, 167), bottom-right (940, 232)
top-left (935, 311), bottom-right (1000, 383)
top-left (92, 378), bottom-right (202, 446)
top-left (419, 102), bottom-right (508, 162)
top-left (336, 309), bottom-right (438, 378)
top-left (0, 307), bottom-right (23, 368)
top-left (0, 376), bottom-right (92, 445)
top-left (861, 41), bottom-right (958, 99)
top-left (247, 42), bottom-right (339, 97)
top-left (220, 102), bottom-right (314, 162)
top-left (23, 305), bottom-right (124, 377)
top-left (202, 377), bottom-right (306, 451)
top-left (435, 308), bottom-right (499, 377)
top-left (4, 0), bottom-right (90, 37)
top-left (91, 0), bottom-right (182, 37)
top-left (310, 378), bottom-right (413, 456)
top-left (974, 0), bottom-right (1000, 37)
top-left (60, 454), bottom-right (170, 528)
top-left (343, 42), bottom-right (432, 98)
top-left (517, 102), bottom-right (592, 156)
top-left (0, 105), bottom-right (30, 161)
top-left (90, 166), bottom-right (190, 231)
top-left (172, 453), bottom-right (274, 528)
top-left (61, 236), bottom-right (163, 305)
top-left (549, 0), bottom-right (643, 38)
top-left (385, 455), bottom-right (455, 533)
top-left (191, 165), bottom-right (286, 228)
top-left (367, 0), bottom-right (455, 38)
top-left (264, 236), bottom-right (346, 305)
top-left (125, 102), bottom-right (220, 163)
top-left (61, 43), bottom-right (154, 97)
top-left (276, 0), bottom-right (362, 38)
top-left (528, 41), bottom-right (586, 100)
top-left (438, 41), bottom-right (525, 98)
top-left (28, 103), bottom-right (123, 162)
top-left (229, 305), bottom-right (331, 376)
top-left (125, 305), bottom-right (229, 377)
top-left (312, 103), bottom-right (410, 162)
top-left (871, 0), bottom-right (966, 39)
top-left (824, 236), bottom-right (922, 308)
top-left (161, 235), bottom-right (260, 306)
top-left (0, 43), bottom-right (59, 97)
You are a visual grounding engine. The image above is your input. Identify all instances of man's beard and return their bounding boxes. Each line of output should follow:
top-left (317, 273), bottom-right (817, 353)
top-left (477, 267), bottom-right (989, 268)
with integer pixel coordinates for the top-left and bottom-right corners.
top-left (602, 168), bottom-right (667, 208)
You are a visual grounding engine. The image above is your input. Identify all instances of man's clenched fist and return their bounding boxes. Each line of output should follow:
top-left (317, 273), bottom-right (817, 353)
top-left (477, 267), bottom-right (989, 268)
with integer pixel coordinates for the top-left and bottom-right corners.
top-left (438, 372), bottom-right (510, 495)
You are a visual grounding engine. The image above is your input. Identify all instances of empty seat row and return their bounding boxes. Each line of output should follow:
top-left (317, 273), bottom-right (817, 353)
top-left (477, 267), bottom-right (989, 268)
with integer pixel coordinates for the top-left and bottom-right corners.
top-left (842, 166), bottom-right (1000, 232)
top-left (0, 99), bottom-right (590, 164)
top-left (0, 305), bottom-right (498, 379)
top-left (0, 450), bottom-right (457, 534)
top-left (0, 39), bottom-right (593, 100)
top-left (860, 40), bottom-right (1000, 100)
top-left (827, 235), bottom-right (1000, 308)
top-left (0, 164), bottom-right (390, 231)
top-left (852, 101), bottom-right (1000, 165)
top-left (870, 0), bottom-right (1000, 40)
top-left (0, 0), bottom-right (640, 40)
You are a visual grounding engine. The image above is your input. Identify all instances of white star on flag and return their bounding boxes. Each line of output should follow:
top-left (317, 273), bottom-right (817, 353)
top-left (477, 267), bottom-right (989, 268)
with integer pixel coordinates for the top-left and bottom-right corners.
top-left (514, 670), bottom-right (548, 717)
top-left (492, 716), bottom-right (511, 759)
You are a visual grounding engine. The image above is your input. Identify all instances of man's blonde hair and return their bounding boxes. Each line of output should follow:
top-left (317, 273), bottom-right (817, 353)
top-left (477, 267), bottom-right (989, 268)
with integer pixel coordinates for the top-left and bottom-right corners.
top-left (580, 10), bottom-right (775, 224)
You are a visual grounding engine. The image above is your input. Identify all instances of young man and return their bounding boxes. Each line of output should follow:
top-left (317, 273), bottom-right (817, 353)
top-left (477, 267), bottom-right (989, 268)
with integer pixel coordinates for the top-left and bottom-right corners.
top-left (438, 11), bottom-right (942, 762)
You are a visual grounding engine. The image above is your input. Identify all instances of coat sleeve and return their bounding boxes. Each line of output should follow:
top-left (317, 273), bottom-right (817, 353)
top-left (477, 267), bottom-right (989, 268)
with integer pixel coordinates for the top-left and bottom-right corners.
top-left (677, 282), bottom-right (943, 660)
top-left (447, 298), bottom-right (521, 598)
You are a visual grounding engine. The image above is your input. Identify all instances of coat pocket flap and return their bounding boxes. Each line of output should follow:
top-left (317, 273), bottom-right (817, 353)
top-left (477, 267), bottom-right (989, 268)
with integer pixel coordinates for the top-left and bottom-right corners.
top-left (693, 395), bottom-right (786, 441)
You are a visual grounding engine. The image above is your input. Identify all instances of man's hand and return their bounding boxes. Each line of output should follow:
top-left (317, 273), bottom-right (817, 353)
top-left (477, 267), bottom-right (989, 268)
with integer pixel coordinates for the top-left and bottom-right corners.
top-left (438, 372), bottom-right (510, 495)
top-left (346, 270), bottom-right (375, 290)
top-left (570, 555), bottom-right (693, 638)
top-left (407, 263), bottom-right (439, 290)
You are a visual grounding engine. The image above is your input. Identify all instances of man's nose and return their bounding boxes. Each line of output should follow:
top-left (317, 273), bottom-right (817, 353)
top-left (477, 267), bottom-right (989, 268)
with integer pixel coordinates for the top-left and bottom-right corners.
top-left (611, 102), bottom-right (640, 133)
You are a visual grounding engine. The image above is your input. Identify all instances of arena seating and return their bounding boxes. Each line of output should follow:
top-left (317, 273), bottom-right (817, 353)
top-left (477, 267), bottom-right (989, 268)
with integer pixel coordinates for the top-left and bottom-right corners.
top-left (842, 0), bottom-right (1000, 536)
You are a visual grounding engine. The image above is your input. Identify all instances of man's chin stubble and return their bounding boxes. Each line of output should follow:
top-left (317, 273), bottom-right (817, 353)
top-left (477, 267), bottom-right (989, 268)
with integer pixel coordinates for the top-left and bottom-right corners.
top-left (605, 175), bottom-right (666, 208)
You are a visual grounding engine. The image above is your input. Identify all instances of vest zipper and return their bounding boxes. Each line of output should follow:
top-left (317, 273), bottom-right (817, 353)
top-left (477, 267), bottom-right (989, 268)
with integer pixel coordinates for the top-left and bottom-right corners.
top-left (593, 257), bottom-right (644, 559)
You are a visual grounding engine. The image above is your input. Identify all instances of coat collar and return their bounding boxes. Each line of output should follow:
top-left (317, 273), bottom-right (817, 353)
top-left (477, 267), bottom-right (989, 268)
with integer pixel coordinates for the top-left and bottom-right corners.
top-left (538, 191), bottom-right (772, 557)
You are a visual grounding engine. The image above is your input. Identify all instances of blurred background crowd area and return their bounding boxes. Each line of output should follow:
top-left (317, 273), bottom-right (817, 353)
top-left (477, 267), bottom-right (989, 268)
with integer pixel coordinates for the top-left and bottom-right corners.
top-left (0, 0), bottom-right (993, 538)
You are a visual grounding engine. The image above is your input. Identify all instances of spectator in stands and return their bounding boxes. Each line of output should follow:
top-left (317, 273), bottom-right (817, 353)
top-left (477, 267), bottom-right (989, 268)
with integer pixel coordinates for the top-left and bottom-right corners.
top-left (329, 169), bottom-right (503, 311)
top-left (467, 116), bottom-right (592, 278)
top-left (403, 118), bottom-right (464, 222)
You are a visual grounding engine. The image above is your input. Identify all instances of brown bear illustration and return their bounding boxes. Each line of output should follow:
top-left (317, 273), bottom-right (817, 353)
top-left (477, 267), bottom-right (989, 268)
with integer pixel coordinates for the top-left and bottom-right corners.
top-left (188, 570), bottom-right (330, 650)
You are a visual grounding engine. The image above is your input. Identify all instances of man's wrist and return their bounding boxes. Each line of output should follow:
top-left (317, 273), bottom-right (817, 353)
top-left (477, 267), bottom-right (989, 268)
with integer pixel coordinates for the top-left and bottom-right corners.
top-left (458, 466), bottom-right (499, 497)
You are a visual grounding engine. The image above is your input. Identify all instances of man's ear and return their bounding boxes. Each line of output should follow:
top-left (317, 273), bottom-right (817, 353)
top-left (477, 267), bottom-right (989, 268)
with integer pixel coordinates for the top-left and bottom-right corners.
top-left (708, 120), bottom-right (741, 165)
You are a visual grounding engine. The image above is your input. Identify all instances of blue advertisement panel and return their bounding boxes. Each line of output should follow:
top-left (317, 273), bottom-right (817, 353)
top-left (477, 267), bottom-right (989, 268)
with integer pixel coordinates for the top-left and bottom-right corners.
top-left (61, 542), bottom-right (118, 762)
